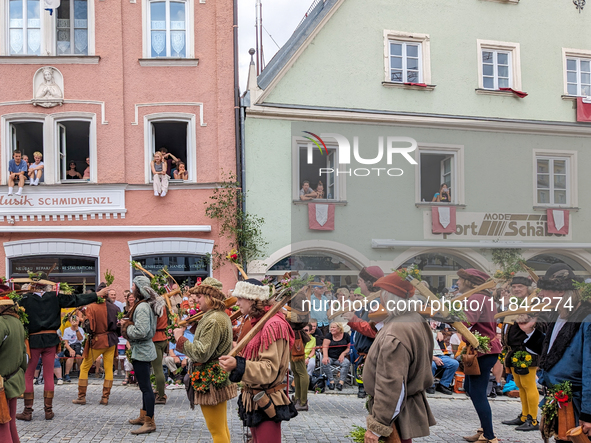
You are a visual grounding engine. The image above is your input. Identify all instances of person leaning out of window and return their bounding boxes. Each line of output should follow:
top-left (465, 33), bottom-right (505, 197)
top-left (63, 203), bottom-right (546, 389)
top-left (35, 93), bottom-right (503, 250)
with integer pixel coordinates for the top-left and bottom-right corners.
top-left (432, 183), bottom-right (451, 202)
top-left (151, 151), bottom-right (168, 198)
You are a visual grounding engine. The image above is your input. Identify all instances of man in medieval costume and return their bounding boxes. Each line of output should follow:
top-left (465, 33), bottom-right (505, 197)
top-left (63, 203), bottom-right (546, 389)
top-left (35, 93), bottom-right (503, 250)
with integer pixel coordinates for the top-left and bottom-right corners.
top-left (362, 272), bottom-right (436, 443)
top-left (16, 277), bottom-right (105, 421)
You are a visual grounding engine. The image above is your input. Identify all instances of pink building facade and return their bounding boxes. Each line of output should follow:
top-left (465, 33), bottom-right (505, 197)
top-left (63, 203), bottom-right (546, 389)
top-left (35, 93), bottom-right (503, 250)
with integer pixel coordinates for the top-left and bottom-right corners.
top-left (0, 0), bottom-right (238, 293)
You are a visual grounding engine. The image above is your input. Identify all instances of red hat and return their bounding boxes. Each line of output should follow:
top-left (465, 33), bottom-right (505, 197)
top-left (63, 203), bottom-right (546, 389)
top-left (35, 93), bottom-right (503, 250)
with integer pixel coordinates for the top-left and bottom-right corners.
top-left (359, 266), bottom-right (384, 283)
top-left (374, 273), bottom-right (415, 299)
top-left (457, 268), bottom-right (490, 286)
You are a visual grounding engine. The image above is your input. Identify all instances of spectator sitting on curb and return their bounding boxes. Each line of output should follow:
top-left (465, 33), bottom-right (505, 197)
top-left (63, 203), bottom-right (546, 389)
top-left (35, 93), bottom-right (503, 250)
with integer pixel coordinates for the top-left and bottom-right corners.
top-left (60, 314), bottom-right (85, 383)
top-left (426, 321), bottom-right (459, 395)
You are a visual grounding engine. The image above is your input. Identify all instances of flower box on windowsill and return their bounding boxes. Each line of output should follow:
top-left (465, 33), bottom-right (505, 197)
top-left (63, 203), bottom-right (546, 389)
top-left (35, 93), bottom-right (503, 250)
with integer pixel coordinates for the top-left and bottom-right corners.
top-left (382, 81), bottom-right (436, 91)
top-left (138, 58), bottom-right (199, 67)
top-left (0, 56), bottom-right (100, 65)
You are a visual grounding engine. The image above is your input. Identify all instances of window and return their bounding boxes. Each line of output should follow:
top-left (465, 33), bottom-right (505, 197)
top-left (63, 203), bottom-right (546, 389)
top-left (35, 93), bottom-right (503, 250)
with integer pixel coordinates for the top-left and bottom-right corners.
top-left (477, 40), bottom-right (521, 91)
top-left (3, 0), bottom-right (93, 57)
top-left (294, 141), bottom-right (341, 202)
top-left (144, 114), bottom-right (196, 183)
top-left (383, 30), bottom-right (431, 86)
top-left (482, 50), bottom-right (511, 89)
top-left (144, 0), bottom-right (195, 58)
top-left (415, 144), bottom-right (464, 204)
top-left (566, 57), bottom-right (591, 97)
top-left (389, 41), bottom-right (421, 83)
top-left (57, 120), bottom-right (90, 182)
top-left (56, 0), bottom-right (88, 55)
top-left (132, 254), bottom-right (209, 287)
top-left (8, 0), bottom-right (41, 55)
top-left (9, 121), bottom-right (44, 182)
top-left (536, 157), bottom-right (569, 205)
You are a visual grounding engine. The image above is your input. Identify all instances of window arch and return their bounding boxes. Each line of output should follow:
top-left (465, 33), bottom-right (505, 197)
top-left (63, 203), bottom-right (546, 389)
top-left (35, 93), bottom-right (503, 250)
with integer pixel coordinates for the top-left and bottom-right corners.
top-left (526, 253), bottom-right (589, 276)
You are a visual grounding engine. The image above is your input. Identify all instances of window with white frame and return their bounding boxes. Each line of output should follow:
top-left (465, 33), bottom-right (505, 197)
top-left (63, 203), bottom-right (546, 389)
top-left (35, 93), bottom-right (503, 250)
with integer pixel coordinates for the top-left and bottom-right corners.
top-left (536, 156), bottom-right (570, 205)
top-left (383, 30), bottom-right (431, 85)
top-left (9, 121), bottom-right (44, 182)
top-left (482, 50), bottom-right (511, 89)
top-left (144, 115), bottom-right (196, 183)
top-left (477, 40), bottom-right (521, 91)
top-left (389, 41), bottom-right (422, 83)
top-left (57, 120), bottom-right (90, 182)
top-left (415, 145), bottom-right (464, 204)
top-left (148, 0), bottom-right (188, 57)
top-left (56, 0), bottom-right (89, 55)
top-left (8, 0), bottom-right (42, 55)
top-left (5, 0), bottom-right (93, 56)
top-left (566, 57), bottom-right (591, 97)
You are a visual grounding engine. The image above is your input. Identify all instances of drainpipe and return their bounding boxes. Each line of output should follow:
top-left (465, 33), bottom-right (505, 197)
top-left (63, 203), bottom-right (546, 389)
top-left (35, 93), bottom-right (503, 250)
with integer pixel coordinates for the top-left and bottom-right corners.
top-left (233, 0), bottom-right (242, 188)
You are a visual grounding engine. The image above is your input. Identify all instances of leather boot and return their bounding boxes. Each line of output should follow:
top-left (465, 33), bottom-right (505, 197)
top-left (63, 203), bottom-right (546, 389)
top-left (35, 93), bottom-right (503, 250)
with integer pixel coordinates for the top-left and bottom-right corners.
top-left (100, 380), bottom-right (113, 405)
top-left (72, 379), bottom-right (88, 405)
top-left (463, 428), bottom-right (483, 442)
top-left (16, 392), bottom-right (34, 421)
top-left (295, 400), bottom-right (308, 411)
top-left (129, 409), bottom-right (147, 425)
top-left (154, 393), bottom-right (167, 405)
top-left (43, 391), bottom-right (54, 420)
top-left (357, 383), bottom-right (367, 399)
top-left (130, 415), bottom-right (156, 434)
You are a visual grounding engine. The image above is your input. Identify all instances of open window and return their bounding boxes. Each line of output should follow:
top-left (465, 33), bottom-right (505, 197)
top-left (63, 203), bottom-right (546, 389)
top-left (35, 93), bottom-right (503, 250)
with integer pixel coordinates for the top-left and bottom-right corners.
top-left (416, 145), bottom-right (464, 204)
top-left (9, 121), bottom-right (44, 182)
top-left (296, 143), bottom-right (338, 201)
top-left (150, 121), bottom-right (189, 180)
top-left (57, 120), bottom-right (90, 182)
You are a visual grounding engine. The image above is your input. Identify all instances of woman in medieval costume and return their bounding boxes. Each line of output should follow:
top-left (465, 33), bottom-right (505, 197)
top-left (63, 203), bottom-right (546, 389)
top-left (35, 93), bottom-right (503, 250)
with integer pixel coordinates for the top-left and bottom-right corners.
top-left (0, 286), bottom-right (27, 443)
top-left (362, 272), bottom-right (436, 443)
top-left (72, 284), bottom-right (120, 406)
top-left (173, 278), bottom-right (237, 443)
top-left (457, 269), bottom-right (502, 443)
top-left (16, 277), bottom-right (103, 421)
top-left (219, 278), bottom-right (297, 443)
top-left (121, 276), bottom-right (165, 435)
top-left (528, 264), bottom-right (591, 439)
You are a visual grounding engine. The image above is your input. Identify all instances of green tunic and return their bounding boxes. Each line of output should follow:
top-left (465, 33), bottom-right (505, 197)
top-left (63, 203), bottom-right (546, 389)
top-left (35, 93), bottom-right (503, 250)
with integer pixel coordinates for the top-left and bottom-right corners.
top-left (0, 313), bottom-right (27, 399)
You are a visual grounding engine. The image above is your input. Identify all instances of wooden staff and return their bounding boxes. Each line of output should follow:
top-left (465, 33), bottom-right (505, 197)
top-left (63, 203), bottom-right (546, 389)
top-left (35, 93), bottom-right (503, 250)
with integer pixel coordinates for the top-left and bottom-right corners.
top-left (567, 426), bottom-right (591, 443)
top-left (228, 288), bottom-right (292, 357)
top-left (233, 262), bottom-right (248, 280)
top-left (177, 297), bottom-right (238, 327)
top-left (520, 262), bottom-right (539, 283)
top-left (327, 291), bottom-right (381, 320)
top-left (131, 262), bottom-right (155, 279)
top-left (161, 288), bottom-right (183, 313)
top-left (451, 279), bottom-right (497, 303)
top-left (162, 268), bottom-right (178, 286)
top-left (406, 277), bottom-right (479, 349)
top-left (229, 310), bottom-right (242, 322)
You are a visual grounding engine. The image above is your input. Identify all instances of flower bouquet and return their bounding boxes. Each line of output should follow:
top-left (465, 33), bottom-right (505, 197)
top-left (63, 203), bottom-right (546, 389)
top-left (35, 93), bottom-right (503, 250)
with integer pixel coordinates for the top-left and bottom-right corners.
top-left (395, 264), bottom-right (422, 281)
top-left (511, 350), bottom-right (532, 375)
top-left (541, 381), bottom-right (575, 440)
top-left (190, 361), bottom-right (229, 393)
top-left (473, 330), bottom-right (491, 353)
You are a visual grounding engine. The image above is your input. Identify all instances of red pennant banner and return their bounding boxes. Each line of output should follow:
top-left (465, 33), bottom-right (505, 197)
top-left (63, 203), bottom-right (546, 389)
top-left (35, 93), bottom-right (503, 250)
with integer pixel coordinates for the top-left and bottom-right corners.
top-left (308, 203), bottom-right (335, 231)
top-left (546, 209), bottom-right (569, 235)
top-left (432, 206), bottom-right (456, 234)
top-left (577, 97), bottom-right (591, 122)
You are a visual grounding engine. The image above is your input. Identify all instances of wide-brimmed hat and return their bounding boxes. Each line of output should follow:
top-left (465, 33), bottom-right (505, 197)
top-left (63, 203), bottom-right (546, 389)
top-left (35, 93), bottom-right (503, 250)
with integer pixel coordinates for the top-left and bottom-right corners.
top-left (232, 278), bottom-right (270, 301)
top-left (457, 269), bottom-right (490, 286)
top-left (537, 263), bottom-right (579, 291)
top-left (374, 273), bottom-right (415, 299)
top-left (510, 276), bottom-right (532, 287)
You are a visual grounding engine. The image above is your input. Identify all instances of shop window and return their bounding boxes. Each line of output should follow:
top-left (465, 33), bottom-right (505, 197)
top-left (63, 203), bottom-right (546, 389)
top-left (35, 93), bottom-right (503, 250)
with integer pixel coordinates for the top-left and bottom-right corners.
top-left (418, 150), bottom-right (458, 203)
top-left (58, 120), bottom-right (90, 182)
top-left (296, 143), bottom-right (338, 201)
top-left (150, 121), bottom-right (189, 180)
top-left (9, 121), bottom-right (44, 182)
top-left (9, 255), bottom-right (97, 294)
top-left (526, 254), bottom-right (589, 277)
top-left (132, 254), bottom-right (209, 287)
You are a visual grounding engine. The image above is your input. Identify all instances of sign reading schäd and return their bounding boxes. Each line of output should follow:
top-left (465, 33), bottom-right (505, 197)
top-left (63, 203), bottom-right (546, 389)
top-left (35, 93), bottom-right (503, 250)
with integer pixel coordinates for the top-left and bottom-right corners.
top-left (424, 211), bottom-right (571, 241)
top-left (0, 185), bottom-right (126, 218)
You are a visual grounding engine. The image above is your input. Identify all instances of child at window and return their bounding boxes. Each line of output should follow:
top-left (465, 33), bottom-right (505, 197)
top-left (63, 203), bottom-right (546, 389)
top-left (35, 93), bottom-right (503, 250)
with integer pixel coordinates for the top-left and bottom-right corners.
top-left (28, 151), bottom-right (44, 186)
top-left (8, 150), bottom-right (27, 196)
top-left (151, 151), bottom-right (168, 197)
top-left (22, 155), bottom-right (29, 167)
top-left (173, 162), bottom-right (188, 180)
top-left (432, 183), bottom-right (451, 202)
top-left (315, 180), bottom-right (325, 199)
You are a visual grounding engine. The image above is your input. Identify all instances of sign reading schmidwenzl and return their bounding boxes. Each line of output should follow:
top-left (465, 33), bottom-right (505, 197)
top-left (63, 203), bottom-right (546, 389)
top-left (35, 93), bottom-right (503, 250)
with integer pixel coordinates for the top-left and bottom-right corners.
top-left (424, 212), bottom-right (572, 241)
top-left (0, 186), bottom-right (126, 215)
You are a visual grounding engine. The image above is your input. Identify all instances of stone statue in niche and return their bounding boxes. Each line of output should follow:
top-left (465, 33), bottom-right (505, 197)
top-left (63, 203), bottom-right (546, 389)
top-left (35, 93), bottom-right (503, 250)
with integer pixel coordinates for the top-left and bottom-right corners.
top-left (32, 66), bottom-right (64, 108)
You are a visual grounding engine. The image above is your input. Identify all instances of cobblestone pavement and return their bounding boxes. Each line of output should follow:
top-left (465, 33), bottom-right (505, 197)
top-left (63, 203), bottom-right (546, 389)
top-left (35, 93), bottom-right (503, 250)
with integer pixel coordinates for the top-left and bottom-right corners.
top-left (17, 380), bottom-right (543, 442)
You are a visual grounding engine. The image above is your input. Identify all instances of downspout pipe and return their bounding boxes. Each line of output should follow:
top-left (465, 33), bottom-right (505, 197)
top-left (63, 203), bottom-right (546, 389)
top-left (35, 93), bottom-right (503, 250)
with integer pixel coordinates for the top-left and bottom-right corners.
top-left (233, 0), bottom-right (242, 188)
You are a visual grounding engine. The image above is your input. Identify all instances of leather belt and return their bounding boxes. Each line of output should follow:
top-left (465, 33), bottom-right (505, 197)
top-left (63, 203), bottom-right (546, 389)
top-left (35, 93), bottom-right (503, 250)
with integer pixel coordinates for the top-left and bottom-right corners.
top-left (243, 383), bottom-right (287, 396)
top-left (29, 330), bottom-right (58, 336)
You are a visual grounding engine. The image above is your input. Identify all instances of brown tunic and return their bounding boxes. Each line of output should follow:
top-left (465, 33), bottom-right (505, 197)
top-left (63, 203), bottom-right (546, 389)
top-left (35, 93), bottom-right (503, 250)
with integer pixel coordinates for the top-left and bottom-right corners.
top-left (363, 312), bottom-right (436, 440)
top-left (83, 301), bottom-right (119, 355)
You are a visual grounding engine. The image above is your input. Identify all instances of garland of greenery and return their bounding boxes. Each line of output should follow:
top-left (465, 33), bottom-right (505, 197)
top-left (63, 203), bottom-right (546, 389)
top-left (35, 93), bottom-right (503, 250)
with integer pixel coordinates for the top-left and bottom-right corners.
top-left (190, 360), bottom-right (229, 393)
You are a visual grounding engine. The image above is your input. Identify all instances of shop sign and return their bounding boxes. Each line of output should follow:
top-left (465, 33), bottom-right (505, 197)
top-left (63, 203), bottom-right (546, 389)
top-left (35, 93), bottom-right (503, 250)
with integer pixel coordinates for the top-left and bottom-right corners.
top-left (424, 211), bottom-right (572, 241)
top-left (0, 185), bottom-right (126, 217)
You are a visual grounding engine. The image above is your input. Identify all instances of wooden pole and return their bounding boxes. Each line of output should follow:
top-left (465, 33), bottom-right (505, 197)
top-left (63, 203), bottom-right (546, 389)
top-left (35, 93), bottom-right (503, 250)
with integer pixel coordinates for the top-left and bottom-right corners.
top-left (233, 263), bottom-right (248, 280)
top-left (567, 426), bottom-right (591, 443)
top-left (451, 279), bottom-right (497, 303)
top-left (520, 262), bottom-right (539, 283)
top-left (228, 289), bottom-right (292, 357)
top-left (406, 277), bottom-right (479, 349)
